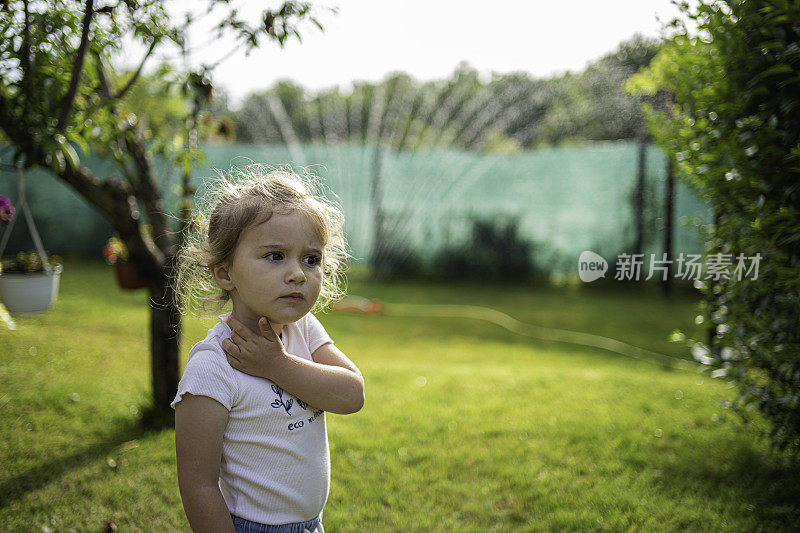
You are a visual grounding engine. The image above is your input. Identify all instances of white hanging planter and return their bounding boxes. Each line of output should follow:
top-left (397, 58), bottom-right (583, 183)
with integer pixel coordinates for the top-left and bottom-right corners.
top-left (0, 266), bottom-right (61, 314)
top-left (0, 163), bottom-right (62, 315)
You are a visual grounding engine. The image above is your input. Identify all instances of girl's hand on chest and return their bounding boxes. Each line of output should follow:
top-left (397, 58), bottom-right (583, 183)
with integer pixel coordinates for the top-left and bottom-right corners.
top-left (223, 316), bottom-right (286, 379)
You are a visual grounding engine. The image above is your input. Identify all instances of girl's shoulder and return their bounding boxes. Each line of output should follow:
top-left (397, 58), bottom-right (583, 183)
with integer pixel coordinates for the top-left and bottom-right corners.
top-left (286, 312), bottom-right (333, 356)
top-left (172, 318), bottom-right (239, 411)
top-left (298, 311), bottom-right (325, 332)
top-left (187, 318), bottom-right (231, 362)
top-left (182, 318), bottom-right (238, 380)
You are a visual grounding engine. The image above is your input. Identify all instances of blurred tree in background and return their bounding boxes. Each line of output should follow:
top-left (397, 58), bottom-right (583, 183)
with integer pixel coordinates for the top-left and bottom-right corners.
top-left (233, 35), bottom-right (663, 150)
top-left (434, 217), bottom-right (540, 281)
top-left (630, 0), bottom-right (800, 459)
top-left (114, 65), bottom-right (236, 151)
top-left (0, 0), bottom-right (321, 418)
top-left (229, 34), bottom-right (665, 277)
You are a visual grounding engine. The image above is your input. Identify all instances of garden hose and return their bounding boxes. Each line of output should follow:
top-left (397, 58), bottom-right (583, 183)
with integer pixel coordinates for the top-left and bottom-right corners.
top-left (334, 296), bottom-right (696, 372)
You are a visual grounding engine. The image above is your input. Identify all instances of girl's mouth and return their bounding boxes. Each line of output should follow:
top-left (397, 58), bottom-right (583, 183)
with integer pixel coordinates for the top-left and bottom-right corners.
top-left (279, 293), bottom-right (304, 302)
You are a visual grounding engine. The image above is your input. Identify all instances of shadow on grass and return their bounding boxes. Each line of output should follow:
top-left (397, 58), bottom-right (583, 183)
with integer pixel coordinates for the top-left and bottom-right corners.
top-left (650, 431), bottom-right (800, 529)
top-left (0, 404), bottom-right (173, 509)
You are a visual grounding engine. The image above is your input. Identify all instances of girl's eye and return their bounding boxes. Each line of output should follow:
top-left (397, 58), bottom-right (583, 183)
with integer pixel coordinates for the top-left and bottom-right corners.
top-left (264, 252), bottom-right (284, 261)
top-left (303, 255), bottom-right (321, 267)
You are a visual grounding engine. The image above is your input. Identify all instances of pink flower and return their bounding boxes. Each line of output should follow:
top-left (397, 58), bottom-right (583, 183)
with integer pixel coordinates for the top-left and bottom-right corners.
top-left (0, 195), bottom-right (14, 225)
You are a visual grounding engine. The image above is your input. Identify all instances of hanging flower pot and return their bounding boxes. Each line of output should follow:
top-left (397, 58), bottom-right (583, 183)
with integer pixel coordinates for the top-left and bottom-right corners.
top-left (1, 177), bottom-right (63, 315)
top-left (0, 252), bottom-right (63, 314)
top-left (103, 237), bottom-right (146, 290)
top-left (112, 261), bottom-right (146, 290)
top-left (0, 266), bottom-right (62, 314)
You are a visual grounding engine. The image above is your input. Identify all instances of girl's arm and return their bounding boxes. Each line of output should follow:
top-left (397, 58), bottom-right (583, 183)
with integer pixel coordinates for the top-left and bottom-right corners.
top-left (270, 341), bottom-right (365, 415)
top-left (174, 393), bottom-right (236, 533)
top-left (223, 317), bottom-right (365, 415)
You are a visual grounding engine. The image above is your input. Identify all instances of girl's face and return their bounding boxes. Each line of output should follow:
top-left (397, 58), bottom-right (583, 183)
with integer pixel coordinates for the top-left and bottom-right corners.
top-left (216, 209), bottom-right (324, 327)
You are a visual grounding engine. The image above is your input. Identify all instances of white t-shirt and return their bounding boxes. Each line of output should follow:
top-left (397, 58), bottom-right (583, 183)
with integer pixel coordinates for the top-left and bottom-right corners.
top-left (171, 312), bottom-right (333, 525)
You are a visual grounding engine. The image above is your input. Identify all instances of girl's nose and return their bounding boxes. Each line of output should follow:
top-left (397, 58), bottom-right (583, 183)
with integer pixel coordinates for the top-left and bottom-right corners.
top-left (286, 260), bottom-right (307, 284)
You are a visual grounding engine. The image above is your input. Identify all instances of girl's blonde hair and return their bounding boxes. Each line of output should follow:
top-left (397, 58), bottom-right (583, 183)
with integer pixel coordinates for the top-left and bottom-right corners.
top-left (175, 165), bottom-right (348, 316)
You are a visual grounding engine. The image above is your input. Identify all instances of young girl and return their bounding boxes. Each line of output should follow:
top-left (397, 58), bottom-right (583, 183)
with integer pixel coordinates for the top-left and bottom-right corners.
top-left (172, 166), bottom-right (364, 533)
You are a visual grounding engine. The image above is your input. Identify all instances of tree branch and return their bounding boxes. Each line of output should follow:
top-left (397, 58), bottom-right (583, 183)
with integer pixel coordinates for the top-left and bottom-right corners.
top-left (56, 0), bottom-right (94, 132)
top-left (93, 55), bottom-right (137, 187)
top-left (94, 52), bottom-right (112, 100)
top-left (21, 0), bottom-right (31, 121)
top-left (93, 54), bottom-right (174, 257)
top-left (121, 124), bottom-right (174, 256)
top-left (53, 160), bottom-right (164, 279)
top-left (113, 38), bottom-right (158, 101)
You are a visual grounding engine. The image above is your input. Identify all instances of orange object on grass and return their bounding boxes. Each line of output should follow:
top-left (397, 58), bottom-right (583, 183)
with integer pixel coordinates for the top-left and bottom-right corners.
top-left (333, 297), bottom-right (383, 315)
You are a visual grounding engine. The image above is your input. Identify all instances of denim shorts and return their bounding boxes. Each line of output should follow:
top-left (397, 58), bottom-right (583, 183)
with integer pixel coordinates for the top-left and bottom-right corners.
top-left (231, 514), bottom-right (323, 533)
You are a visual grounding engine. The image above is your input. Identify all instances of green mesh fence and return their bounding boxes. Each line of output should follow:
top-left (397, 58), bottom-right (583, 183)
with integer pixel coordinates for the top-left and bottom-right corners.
top-left (0, 141), bottom-right (711, 273)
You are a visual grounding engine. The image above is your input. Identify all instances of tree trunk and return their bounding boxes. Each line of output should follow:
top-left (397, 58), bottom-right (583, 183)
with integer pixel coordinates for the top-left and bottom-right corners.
top-left (634, 136), bottom-right (647, 257)
top-left (370, 143), bottom-right (384, 271)
top-left (707, 210), bottom-right (721, 359)
top-left (662, 154), bottom-right (675, 296)
top-left (148, 255), bottom-right (181, 414)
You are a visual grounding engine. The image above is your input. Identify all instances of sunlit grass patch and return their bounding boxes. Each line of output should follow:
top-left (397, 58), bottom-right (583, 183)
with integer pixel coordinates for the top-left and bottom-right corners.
top-left (1, 258), bottom-right (797, 531)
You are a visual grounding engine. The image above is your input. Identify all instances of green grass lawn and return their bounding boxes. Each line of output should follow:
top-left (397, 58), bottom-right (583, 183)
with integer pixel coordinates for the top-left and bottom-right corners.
top-left (1, 258), bottom-right (798, 532)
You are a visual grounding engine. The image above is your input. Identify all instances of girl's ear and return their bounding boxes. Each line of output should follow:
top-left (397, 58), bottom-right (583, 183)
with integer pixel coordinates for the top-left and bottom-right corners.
top-left (209, 264), bottom-right (235, 291)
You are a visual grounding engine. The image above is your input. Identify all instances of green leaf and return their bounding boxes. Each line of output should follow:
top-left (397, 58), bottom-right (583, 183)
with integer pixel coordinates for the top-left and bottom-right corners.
top-left (758, 64), bottom-right (794, 80)
top-left (56, 137), bottom-right (80, 171)
top-left (67, 131), bottom-right (89, 155)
